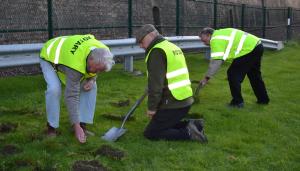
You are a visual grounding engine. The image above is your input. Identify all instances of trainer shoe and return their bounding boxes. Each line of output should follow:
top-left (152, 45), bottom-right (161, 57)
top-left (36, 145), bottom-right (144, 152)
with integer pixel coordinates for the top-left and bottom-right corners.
top-left (46, 123), bottom-right (57, 137)
top-left (187, 120), bottom-right (208, 143)
top-left (193, 119), bottom-right (208, 143)
top-left (191, 119), bottom-right (204, 131)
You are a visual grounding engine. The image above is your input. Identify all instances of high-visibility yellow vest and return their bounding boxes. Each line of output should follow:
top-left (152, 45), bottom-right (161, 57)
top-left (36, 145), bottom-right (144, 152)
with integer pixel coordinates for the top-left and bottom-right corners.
top-left (145, 40), bottom-right (193, 100)
top-left (210, 28), bottom-right (260, 61)
top-left (40, 34), bottom-right (109, 84)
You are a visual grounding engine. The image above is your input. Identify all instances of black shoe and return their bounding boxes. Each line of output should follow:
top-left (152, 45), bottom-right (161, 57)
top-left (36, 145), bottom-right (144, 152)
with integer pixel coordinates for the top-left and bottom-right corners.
top-left (46, 123), bottom-right (57, 137)
top-left (187, 120), bottom-right (208, 143)
top-left (190, 119), bottom-right (204, 131)
top-left (228, 102), bottom-right (244, 108)
top-left (193, 119), bottom-right (208, 143)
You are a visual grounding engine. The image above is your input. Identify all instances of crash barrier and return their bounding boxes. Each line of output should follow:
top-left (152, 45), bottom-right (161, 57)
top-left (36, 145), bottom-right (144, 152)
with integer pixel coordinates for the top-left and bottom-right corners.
top-left (0, 37), bottom-right (283, 72)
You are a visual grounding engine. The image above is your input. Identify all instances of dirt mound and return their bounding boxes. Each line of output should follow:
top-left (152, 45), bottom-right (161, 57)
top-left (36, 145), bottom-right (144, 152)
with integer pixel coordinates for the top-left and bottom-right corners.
top-left (0, 122), bottom-right (18, 133)
top-left (1, 144), bottom-right (22, 155)
top-left (110, 99), bottom-right (130, 107)
top-left (94, 145), bottom-right (125, 160)
top-left (72, 160), bottom-right (108, 171)
top-left (0, 106), bottom-right (43, 115)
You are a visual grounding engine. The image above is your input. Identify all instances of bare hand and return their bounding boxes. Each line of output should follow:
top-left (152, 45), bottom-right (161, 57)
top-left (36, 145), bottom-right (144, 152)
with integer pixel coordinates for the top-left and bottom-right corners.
top-left (83, 79), bottom-right (95, 91)
top-left (146, 110), bottom-right (156, 119)
top-left (200, 78), bottom-right (209, 86)
top-left (73, 123), bottom-right (86, 143)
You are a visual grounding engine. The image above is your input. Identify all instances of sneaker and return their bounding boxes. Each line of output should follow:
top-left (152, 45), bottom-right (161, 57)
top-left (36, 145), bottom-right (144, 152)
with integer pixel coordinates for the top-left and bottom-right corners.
top-left (46, 123), bottom-right (57, 137)
top-left (228, 102), bottom-right (244, 108)
top-left (187, 120), bottom-right (208, 143)
top-left (193, 119), bottom-right (204, 131)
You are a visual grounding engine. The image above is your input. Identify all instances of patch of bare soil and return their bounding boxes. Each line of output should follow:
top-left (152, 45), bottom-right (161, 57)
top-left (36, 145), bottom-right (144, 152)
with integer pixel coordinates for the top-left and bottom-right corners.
top-left (0, 106), bottom-right (43, 115)
top-left (110, 99), bottom-right (130, 107)
top-left (1, 144), bottom-right (22, 155)
top-left (72, 160), bottom-right (109, 171)
top-left (94, 145), bottom-right (125, 160)
top-left (0, 122), bottom-right (18, 133)
top-left (15, 159), bottom-right (34, 167)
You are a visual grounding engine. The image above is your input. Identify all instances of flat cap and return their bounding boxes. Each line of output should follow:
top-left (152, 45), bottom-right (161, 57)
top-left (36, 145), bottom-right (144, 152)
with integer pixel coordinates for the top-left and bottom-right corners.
top-left (136, 24), bottom-right (157, 43)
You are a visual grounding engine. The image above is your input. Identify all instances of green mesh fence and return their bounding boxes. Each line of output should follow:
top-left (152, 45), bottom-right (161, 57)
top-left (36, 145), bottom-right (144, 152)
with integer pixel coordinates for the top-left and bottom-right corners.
top-left (291, 9), bottom-right (300, 39)
top-left (0, 0), bottom-right (299, 45)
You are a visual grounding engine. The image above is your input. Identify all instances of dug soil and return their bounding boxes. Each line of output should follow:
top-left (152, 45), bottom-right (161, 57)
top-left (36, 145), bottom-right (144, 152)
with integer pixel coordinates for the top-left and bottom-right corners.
top-left (94, 145), bottom-right (125, 160)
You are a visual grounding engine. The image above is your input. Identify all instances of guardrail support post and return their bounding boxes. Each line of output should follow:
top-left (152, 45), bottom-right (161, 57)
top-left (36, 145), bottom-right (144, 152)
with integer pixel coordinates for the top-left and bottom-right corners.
top-left (204, 49), bottom-right (211, 60)
top-left (124, 56), bottom-right (133, 72)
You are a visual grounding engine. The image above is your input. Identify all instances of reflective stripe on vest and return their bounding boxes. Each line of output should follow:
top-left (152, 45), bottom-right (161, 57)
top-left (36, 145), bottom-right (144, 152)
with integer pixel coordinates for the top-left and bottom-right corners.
top-left (210, 28), bottom-right (259, 61)
top-left (54, 38), bottom-right (67, 64)
top-left (145, 40), bottom-right (193, 100)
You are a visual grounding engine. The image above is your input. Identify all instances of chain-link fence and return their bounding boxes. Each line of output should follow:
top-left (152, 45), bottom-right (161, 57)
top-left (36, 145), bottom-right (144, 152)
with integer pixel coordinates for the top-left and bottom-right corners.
top-left (0, 0), bottom-right (300, 45)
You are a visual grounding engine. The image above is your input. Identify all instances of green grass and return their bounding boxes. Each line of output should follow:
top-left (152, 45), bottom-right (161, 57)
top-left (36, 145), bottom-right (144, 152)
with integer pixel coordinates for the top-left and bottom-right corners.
top-left (0, 42), bottom-right (300, 170)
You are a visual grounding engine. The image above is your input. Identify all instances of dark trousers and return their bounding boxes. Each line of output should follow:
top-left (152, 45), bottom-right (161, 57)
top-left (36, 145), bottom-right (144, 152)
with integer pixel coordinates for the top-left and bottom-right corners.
top-left (227, 44), bottom-right (269, 104)
top-left (144, 106), bottom-right (191, 140)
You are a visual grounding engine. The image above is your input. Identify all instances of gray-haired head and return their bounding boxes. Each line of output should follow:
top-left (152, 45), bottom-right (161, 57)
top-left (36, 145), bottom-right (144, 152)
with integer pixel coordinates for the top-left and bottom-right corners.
top-left (199, 27), bottom-right (215, 46)
top-left (199, 27), bottom-right (215, 36)
top-left (88, 48), bottom-right (115, 72)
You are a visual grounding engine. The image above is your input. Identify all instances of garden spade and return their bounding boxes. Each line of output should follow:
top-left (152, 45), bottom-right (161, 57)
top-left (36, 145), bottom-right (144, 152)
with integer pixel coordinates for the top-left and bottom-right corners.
top-left (102, 91), bottom-right (147, 142)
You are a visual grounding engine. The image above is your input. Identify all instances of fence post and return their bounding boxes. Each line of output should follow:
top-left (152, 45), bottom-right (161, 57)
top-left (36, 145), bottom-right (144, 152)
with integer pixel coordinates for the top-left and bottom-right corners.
top-left (262, 6), bottom-right (266, 38)
top-left (47, 0), bottom-right (53, 39)
top-left (287, 7), bottom-right (292, 41)
top-left (128, 0), bottom-right (132, 38)
top-left (213, 0), bottom-right (218, 29)
top-left (176, 0), bottom-right (180, 35)
top-left (241, 4), bottom-right (245, 30)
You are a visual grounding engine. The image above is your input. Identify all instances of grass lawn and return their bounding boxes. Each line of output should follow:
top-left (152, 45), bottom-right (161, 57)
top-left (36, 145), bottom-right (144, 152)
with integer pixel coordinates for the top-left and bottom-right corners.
top-left (0, 42), bottom-right (299, 170)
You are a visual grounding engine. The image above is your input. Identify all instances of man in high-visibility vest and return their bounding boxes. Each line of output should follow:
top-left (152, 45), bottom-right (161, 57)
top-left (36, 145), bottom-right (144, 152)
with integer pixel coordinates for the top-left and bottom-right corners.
top-left (39, 34), bottom-right (115, 143)
top-left (199, 27), bottom-right (270, 108)
top-left (136, 24), bottom-right (207, 143)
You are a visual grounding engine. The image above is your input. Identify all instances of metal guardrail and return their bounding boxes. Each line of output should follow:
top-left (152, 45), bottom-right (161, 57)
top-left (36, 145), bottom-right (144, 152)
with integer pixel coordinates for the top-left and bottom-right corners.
top-left (0, 36), bottom-right (283, 72)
